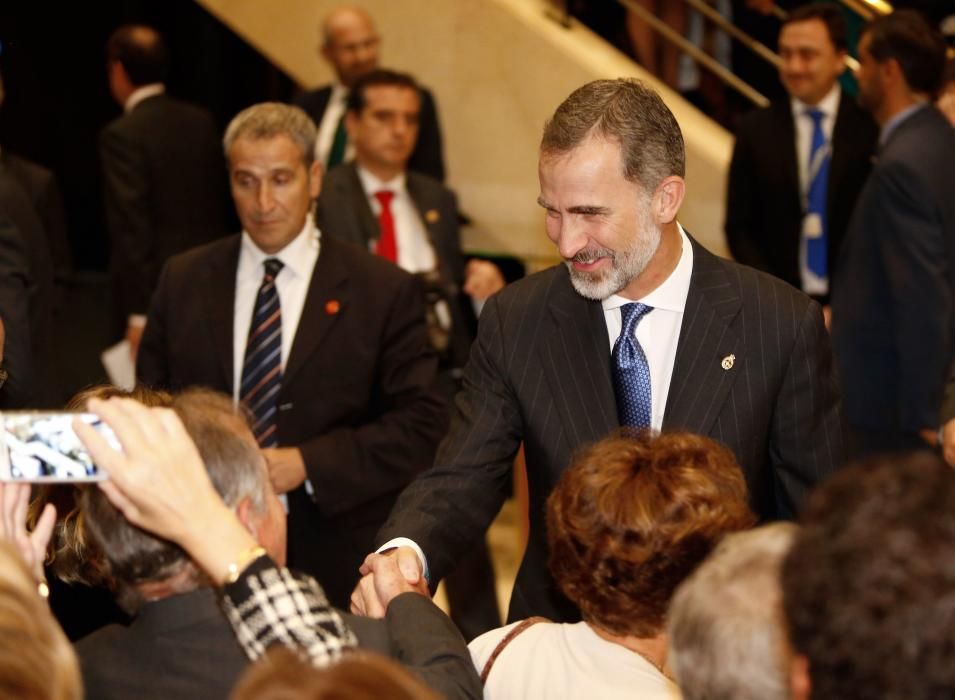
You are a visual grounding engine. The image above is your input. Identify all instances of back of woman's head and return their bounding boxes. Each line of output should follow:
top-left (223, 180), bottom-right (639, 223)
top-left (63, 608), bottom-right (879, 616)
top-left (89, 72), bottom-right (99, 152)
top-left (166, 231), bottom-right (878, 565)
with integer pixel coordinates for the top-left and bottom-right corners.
top-left (0, 541), bottom-right (82, 700)
top-left (547, 429), bottom-right (755, 637)
top-left (230, 648), bottom-right (438, 700)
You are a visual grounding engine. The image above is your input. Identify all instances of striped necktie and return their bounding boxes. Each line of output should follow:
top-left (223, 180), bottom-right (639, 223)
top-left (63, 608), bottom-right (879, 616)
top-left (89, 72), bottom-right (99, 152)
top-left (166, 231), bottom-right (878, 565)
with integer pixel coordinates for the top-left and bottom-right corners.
top-left (241, 258), bottom-right (284, 447)
top-left (612, 303), bottom-right (654, 428)
top-left (805, 108), bottom-right (830, 279)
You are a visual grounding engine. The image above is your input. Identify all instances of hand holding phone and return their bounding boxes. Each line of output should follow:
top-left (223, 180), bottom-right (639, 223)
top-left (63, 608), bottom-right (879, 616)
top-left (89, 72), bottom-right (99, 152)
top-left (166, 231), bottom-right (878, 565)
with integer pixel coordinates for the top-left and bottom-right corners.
top-left (0, 412), bottom-right (118, 482)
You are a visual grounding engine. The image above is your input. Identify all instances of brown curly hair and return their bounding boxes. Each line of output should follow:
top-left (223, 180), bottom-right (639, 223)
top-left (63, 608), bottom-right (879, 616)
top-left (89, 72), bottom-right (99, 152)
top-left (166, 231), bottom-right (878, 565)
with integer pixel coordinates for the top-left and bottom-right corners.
top-left (547, 429), bottom-right (755, 637)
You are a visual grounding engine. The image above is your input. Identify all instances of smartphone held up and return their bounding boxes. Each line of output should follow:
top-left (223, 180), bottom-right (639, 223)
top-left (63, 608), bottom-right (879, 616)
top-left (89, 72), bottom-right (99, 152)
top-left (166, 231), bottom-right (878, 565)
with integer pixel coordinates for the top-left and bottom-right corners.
top-left (0, 412), bottom-right (119, 482)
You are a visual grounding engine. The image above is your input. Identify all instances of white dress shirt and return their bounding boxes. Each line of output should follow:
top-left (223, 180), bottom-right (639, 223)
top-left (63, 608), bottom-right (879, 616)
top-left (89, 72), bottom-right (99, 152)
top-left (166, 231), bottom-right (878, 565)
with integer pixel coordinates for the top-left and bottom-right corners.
top-left (314, 83), bottom-right (354, 167)
top-left (601, 225), bottom-right (694, 430)
top-left (124, 83), bottom-right (165, 113)
top-left (791, 83), bottom-right (840, 296)
top-left (383, 225), bottom-right (695, 577)
top-left (232, 216), bottom-right (320, 403)
top-left (355, 166), bottom-right (437, 273)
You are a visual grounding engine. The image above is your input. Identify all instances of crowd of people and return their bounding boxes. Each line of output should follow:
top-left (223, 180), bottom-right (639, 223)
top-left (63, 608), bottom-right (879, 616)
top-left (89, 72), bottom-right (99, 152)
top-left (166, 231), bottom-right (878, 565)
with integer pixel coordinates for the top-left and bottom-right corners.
top-left (0, 1), bottom-right (953, 698)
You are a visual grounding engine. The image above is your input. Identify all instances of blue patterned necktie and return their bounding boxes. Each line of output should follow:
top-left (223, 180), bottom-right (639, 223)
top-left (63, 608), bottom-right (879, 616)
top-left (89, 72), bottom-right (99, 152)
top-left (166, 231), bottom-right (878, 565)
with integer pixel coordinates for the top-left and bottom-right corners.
top-left (612, 303), bottom-right (654, 428)
top-left (805, 108), bottom-right (830, 279)
top-left (241, 258), bottom-right (284, 447)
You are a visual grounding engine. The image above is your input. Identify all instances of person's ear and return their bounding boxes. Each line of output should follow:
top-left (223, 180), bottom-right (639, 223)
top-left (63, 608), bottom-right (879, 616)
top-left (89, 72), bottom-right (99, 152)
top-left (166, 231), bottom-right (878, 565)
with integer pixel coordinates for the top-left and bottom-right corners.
top-left (652, 176), bottom-right (686, 225)
top-left (235, 496), bottom-right (256, 535)
top-left (309, 159), bottom-right (323, 200)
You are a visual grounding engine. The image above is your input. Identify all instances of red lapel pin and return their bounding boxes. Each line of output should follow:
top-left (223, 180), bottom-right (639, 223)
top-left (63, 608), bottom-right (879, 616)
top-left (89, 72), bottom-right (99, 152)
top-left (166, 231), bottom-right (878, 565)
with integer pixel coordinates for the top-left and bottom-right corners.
top-left (325, 300), bottom-right (341, 315)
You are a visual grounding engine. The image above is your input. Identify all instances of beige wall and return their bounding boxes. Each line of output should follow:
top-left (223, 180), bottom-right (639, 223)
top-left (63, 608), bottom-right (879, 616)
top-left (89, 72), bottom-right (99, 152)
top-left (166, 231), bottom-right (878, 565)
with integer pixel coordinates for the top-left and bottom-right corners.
top-left (197, 0), bottom-right (732, 265)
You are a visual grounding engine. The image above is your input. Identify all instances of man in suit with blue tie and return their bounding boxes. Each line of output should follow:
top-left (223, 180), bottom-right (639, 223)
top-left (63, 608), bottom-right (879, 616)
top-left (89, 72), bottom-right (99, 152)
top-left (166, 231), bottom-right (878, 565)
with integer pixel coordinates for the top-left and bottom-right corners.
top-left (726, 4), bottom-right (878, 313)
top-left (352, 78), bottom-right (847, 624)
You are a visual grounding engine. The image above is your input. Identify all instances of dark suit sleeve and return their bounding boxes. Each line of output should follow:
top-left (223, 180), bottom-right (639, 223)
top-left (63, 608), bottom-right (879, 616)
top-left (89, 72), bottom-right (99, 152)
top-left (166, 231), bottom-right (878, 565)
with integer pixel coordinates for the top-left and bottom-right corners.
top-left (940, 362), bottom-right (955, 424)
top-left (377, 292), bottom-right (520, 584)
top-left (136, 261), bottom-right (172, 387)
top-left (0, 213), bottom-right (35, 407)
top-left (99, 126), bottom-right (156, 316)
top-left (873, 159), bottom-right (952, 432)
top-left (300, 272), bottom-right (448, 516)
top-left (725, 126), bottom-right (771, 271)
top-left (771, 298), bottom-right (846, 517)
top-left (408, 89), bottom-right (446, 183)
top-left (383, 593), bottom-right (483, 700)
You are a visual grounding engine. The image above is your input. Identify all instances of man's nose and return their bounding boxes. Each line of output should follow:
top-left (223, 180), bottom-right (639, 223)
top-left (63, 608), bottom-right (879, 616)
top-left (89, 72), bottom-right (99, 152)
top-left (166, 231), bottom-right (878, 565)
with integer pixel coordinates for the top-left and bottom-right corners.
top-left (555, 218), bottom-right (588, 260)
top-left (257, 183), bottom-right (276, 211)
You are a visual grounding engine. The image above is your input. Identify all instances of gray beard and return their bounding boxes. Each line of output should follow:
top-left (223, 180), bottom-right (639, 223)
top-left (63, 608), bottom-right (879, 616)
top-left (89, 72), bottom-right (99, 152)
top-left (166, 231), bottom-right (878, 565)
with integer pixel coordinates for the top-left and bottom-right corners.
top-left (565, 222), bottom-right (662, 300)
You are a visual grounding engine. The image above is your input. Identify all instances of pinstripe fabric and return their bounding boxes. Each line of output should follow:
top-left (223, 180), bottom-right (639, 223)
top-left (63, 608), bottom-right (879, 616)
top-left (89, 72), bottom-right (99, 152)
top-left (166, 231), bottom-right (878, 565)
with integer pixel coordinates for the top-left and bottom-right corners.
top-left (379, 235), bottom-right (847, 623)
top-left (240, 258), bottom-right (283, 447)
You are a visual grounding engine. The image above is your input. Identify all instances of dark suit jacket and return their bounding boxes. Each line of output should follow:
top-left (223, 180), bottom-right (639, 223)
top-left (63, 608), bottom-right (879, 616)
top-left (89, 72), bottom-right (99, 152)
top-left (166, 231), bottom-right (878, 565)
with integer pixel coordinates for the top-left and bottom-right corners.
top-left (137, 235), bottom-right (446, 608)
top-left (294, 85), bottom-right (445, 182)
top-left (1, 150), bottom-right (71, 285)
top-left (100, 93), bottom-right (228, 322)
top-left (726, 93), bottom-right (878, 296)
top-left (832, 105), bottom-right (955, 440)
top-left (0, 167), bottom-right (56, 406)
top-left (316, 163), bottom-right (474, 369)
top-left (379, 237), bottom-right (846, 622)
top-left (76, 588), bottom-right (249, 700)
top-left (344, 594), bottom-right (482, 699)
top-left (0, 212), bottom-right (35, 407)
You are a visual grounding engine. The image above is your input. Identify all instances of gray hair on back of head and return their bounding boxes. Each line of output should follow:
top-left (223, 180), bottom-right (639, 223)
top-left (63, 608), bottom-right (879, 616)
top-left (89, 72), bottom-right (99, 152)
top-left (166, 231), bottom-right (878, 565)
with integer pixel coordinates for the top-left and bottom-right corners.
top-left (667, 522), bottom-right (798, 700)
top-left (223, 102), bottom-right (317, 168)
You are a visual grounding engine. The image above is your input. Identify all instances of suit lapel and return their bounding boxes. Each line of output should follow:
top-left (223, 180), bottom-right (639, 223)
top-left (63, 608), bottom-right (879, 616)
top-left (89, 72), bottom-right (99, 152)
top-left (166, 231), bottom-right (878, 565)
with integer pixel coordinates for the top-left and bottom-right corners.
top-left (337, 165), bottom-right (380, 249)
top-left (203, 238), bottom-right (241, 392)
top-left (827, 92), bottom-right (856, 218)
top-left (282, 238), bottom-right (349, 386)
top-left (774, 102), bottom-right (801, 211)
top-left (540, 269), bottom-right (617, 446)
top-left (405, 175), bottom-right (446, 259)
top-left (663, 238), bottom-right (742, 434)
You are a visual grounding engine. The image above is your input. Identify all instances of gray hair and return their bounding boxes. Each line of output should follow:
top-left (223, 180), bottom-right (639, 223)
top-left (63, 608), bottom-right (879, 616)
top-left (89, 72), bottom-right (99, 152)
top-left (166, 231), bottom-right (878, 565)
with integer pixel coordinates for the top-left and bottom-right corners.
top-left (223, 102), bottom-right (317, 168)
top-left (667, 523), bottom-right (797, 700)
top-left (541, 78), bottom-right (685, 193)
top-left (82, 389), bottom-right (269, 598)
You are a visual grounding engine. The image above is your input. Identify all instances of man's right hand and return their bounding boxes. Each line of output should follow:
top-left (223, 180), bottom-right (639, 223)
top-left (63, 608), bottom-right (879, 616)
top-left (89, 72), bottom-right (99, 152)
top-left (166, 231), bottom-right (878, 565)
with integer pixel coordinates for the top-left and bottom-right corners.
top-left (350, 546), bottom-right (429, 617)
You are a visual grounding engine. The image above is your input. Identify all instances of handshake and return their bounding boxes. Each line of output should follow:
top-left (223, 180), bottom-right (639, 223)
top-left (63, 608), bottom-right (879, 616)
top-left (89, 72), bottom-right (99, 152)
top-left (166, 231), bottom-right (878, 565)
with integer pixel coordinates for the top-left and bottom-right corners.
top-left (349, 546), bottom-right (431, 618)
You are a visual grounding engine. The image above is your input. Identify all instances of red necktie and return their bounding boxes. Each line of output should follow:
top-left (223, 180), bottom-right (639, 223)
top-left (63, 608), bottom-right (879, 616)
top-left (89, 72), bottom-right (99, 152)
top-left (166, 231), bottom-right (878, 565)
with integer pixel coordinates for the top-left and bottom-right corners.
top-left (374, 190), bottom-right (397, 262)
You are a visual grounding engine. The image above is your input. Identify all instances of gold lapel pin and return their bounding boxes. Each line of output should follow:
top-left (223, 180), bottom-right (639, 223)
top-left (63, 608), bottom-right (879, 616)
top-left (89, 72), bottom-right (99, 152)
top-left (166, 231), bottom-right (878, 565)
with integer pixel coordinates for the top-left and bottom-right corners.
top-left (425, 209), bottom-right (440, 224)
top-left (325, 300), bottom-right (341, 315)
top-left (721, 354), bottom-right (736, 371)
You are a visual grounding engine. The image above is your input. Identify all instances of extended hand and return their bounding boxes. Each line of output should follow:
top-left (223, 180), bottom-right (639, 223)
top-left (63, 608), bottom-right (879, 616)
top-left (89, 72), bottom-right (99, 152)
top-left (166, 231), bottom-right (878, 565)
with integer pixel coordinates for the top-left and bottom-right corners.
top-left (262, 447), bottom-right (306, 494)
top-left (0, 481), bottom-right (56, 585)
top-left (463, 259), bottom-right (506, 301)
top-left (350, 546), bottom-right (429, 617)
top-left (76, 397), bottom-right (259, 585)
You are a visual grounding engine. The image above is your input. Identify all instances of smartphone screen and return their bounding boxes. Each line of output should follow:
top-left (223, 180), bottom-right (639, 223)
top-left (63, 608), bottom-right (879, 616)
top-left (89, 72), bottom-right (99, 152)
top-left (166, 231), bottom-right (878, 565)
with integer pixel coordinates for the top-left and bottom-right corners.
top-left (0, 412), bottom-right (117, 482)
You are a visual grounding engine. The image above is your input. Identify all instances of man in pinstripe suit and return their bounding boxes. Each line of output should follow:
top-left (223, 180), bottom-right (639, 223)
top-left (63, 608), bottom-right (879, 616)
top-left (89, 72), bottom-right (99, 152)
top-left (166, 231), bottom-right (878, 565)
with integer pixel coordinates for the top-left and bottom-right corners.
top-left (355, 79), bottom-right (847, 624)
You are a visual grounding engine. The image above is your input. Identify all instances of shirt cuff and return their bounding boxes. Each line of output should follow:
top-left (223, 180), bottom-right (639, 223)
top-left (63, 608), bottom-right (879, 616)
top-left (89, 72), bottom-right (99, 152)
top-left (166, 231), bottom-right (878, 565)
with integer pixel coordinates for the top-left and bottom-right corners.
top-left (127, 314), bottom-right (147, 328)
top-left (377, 537), bottom-right (430, 584)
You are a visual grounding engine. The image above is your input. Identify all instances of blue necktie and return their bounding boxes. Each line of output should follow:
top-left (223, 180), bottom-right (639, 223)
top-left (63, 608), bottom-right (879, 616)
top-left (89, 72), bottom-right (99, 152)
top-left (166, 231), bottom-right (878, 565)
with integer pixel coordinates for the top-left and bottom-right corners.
top-left (805, 108), bottom-right (829, 279)
top-left (613, 303), bottom-right (654, 428)
top-left (241, 258), bottom-right (284, 447)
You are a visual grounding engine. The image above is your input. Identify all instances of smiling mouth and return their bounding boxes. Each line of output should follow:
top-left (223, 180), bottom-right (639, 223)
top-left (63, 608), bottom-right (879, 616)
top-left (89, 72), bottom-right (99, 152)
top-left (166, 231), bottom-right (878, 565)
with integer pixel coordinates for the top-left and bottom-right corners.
top-left (569, 250), bottom-right (613, 270)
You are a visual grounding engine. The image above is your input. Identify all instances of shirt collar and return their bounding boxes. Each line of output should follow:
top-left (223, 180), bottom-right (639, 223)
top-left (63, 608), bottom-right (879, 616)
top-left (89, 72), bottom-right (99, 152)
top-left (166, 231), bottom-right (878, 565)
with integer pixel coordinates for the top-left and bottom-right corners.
top-left (124, 83), bottom-right (165, 113)
top-left (330, 82), bottom-right (349, 105)
top-left (602, 224), bottom-right (694, 313)
top-left (240, 213), bottom-right (320, 281)
top-left (356, 165), bottom-right (407, 198)
top-left (880, 101), bottom-right (927, 145)
top-left (791, 83), bottom-right (841, 121)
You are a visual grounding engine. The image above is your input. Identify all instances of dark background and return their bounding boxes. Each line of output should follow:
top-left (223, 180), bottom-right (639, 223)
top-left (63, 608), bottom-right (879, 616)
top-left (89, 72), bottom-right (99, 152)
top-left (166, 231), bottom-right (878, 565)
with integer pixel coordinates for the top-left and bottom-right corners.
top-left (0, 0), bottom-right (295, 271)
